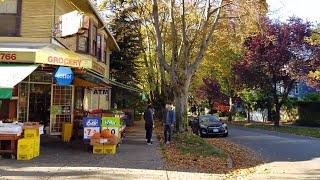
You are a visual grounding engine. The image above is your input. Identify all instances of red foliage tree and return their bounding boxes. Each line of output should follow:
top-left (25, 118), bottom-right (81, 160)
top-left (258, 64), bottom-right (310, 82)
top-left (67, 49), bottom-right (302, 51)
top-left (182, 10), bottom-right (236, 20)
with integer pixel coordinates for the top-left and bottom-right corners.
top-left (234, 18), bottom-right (320, 126)
top-left (193, 77), bottom-right (228, 111)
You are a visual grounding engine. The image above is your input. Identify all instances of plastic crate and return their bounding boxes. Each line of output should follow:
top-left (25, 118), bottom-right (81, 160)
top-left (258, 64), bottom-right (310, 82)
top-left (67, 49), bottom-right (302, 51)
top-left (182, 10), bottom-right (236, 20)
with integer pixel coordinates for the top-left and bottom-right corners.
top-left (103, 145), bottom-right (116, 154)
top-left (17, 138), bottom-right (35, 154)
top-left (33, 138), bottom-right (40, 157)
top-left (62, 123), bottom-right (72, 142)
top-left (17, 153), bottom-right (33, 160)
top-left (93, 144), bottom-right (104, 154)
top-left (24, 128), bottom-right (39, 139)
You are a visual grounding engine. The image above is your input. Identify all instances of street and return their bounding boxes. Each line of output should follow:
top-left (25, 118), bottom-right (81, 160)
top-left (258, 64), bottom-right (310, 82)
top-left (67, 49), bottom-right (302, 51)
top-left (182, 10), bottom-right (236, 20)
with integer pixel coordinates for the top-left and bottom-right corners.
top-left (227, 126), bottom-right (320, 179)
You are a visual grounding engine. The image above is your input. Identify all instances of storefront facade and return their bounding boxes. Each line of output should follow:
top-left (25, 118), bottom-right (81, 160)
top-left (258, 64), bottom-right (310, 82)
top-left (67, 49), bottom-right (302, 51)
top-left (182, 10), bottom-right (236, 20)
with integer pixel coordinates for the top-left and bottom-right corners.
top-left (0, 0), bottom-right (119, 135)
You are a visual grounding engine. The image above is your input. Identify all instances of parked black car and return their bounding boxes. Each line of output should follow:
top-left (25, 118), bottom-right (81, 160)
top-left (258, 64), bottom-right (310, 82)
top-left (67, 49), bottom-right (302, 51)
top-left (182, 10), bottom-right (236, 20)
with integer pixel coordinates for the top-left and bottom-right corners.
top-left (189, 115), bottom-right (228, 137)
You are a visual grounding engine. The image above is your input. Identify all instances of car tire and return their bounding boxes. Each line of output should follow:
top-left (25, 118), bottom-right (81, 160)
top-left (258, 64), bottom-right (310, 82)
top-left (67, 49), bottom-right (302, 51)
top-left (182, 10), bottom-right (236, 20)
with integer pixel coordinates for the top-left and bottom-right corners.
top-left (222, 132), bottom-right (228, 137)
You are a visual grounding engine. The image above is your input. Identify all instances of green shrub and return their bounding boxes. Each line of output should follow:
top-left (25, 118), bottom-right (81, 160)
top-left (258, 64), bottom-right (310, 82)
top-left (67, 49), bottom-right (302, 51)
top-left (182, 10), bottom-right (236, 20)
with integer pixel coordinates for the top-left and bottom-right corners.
top-left (303, 93), bottom-right (320, 102)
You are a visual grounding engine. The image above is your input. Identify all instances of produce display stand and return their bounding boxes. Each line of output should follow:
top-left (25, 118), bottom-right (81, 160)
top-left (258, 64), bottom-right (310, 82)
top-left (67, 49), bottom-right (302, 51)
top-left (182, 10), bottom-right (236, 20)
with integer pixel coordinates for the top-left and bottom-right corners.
top-left (0, 134), bottom-right (21, 158)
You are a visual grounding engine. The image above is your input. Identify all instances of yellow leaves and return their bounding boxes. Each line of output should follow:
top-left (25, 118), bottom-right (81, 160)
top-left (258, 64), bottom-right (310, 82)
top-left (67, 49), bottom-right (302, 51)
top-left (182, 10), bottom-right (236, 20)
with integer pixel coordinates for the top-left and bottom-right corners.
top-left (309, 70), bottom-right (320, 80)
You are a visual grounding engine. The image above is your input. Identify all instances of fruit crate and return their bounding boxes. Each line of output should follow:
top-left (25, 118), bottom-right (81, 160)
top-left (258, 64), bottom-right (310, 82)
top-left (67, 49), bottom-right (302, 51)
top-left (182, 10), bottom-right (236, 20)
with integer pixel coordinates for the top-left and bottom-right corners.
top-left (93, 144), bottom-right (104, 154)
top-left (103, 145), bottom-right (116, 154)
top-left (24, 129), bottom-right (39, 139)
top-left (17, 153), bottom-right (33, 160)
top-left (17, 138), bottom-right (34, 154)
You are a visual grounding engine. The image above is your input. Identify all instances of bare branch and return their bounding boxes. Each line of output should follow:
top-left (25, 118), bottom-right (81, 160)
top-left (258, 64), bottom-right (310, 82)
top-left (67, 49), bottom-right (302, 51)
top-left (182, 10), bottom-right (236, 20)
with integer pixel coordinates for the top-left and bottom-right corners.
top-left (152, 0), bottom-right (171, 71)
top-left (188, 0), bottom-right (225, 75)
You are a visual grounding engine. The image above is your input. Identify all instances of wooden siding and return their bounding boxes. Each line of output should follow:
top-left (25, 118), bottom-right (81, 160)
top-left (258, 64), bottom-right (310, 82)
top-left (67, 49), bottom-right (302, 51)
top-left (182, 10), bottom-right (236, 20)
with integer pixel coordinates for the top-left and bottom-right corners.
top-left (20, 0), bottom-right (54, 39)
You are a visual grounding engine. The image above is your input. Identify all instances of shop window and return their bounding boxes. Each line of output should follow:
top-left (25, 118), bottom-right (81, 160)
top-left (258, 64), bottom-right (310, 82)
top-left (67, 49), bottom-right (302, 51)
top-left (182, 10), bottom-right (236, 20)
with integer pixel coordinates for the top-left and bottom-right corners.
top-left (97, 34), bottom-right (102, 61)
top-left (18, 83), bottom-right (29, 122)
top-left (0, 86), bottom-right (18, 122)
top-left (0, 0), bottom-right (21, 36)
top-left (51, 85), bottom-right (73, 134)
top-left (30, 72), bottom-right (52, 83)
top-left (77, 30), bottom-right (89, 53)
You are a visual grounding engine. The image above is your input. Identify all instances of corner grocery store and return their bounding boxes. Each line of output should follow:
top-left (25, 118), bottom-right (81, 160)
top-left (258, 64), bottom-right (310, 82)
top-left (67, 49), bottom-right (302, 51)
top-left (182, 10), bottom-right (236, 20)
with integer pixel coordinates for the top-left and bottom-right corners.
top-left (0, 43), bottom-right (112, 135)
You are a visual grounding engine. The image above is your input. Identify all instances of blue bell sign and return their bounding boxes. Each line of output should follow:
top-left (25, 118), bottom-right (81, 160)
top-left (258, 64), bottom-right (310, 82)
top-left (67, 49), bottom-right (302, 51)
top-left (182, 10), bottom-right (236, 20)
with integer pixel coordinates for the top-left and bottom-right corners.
top-left (54, 67), bottom-right (74, 86)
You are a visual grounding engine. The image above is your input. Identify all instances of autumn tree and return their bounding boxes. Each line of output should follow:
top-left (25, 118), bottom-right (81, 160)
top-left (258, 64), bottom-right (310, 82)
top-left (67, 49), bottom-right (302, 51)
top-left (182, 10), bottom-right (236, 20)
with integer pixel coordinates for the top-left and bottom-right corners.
top-left (152, 0), bottom-right (257, 131)
top-left (234, 18), bottom-right (319, 126)
top-left (193, 77), bottom-right (228, 109)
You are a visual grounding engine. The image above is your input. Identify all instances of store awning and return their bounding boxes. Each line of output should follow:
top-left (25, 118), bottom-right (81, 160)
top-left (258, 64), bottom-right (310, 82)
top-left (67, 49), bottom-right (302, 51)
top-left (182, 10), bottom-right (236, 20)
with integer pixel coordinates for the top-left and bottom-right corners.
top-left (0, 43), bottom-right (106, 76)
top-left (0, 64), bottom-right (39, 99)
top-left (0, 88), bottom-right (13, 99)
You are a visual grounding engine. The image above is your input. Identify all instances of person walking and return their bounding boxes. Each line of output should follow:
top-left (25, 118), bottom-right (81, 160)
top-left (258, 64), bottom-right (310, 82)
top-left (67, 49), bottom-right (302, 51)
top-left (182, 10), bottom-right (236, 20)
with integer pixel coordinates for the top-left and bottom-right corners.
top-left (144, 104), bottom-right (154, 145)
top-left (164, 103), bottom-right (176, 144)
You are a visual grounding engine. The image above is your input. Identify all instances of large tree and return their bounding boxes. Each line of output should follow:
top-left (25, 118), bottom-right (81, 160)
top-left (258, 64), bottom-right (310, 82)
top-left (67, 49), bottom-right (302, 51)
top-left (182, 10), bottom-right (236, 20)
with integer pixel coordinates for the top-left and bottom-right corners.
top-left (234, 18), bottom-right (319, 126)
top-left (152, 0), bottom-right (267, 131)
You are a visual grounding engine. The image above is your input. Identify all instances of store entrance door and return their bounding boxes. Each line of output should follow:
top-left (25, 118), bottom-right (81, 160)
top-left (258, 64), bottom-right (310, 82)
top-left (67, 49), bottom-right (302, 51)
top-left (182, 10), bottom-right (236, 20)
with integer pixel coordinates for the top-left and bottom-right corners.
top-left (50, 85), bottom-right (74, 135)
top-left (28, 84), bottom-right (51, 126)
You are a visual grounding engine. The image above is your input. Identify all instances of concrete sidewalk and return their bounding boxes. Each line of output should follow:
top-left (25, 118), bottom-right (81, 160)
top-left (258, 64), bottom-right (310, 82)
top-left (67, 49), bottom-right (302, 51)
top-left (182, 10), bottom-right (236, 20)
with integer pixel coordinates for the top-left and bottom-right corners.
top-left (0, 120), bottom-right (221, 179)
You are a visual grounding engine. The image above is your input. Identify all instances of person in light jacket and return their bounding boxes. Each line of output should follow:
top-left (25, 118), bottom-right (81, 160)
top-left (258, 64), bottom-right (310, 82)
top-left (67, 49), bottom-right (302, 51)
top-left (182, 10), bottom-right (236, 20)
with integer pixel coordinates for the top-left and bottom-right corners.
top-left (163, 103), bottom-right (176, 144)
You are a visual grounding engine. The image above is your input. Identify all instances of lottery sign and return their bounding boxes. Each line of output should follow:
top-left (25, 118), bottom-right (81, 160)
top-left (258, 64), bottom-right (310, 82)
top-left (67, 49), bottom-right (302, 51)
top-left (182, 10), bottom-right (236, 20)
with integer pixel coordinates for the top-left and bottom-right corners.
top-left (83, 117), bottom-right (101, 140)
top-left (83, 127), bottom-right (100, 139)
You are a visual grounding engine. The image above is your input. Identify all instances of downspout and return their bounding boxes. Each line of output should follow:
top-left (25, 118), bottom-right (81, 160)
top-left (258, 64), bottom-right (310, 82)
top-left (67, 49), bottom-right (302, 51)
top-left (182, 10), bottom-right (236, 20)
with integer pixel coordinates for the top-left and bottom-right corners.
top-left (51, 0), bottom-right (57, 44)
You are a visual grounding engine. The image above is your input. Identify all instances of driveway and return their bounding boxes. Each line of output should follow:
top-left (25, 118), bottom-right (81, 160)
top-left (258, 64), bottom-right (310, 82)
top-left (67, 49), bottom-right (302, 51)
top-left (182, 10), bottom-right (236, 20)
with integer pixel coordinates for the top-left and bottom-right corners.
top-left (227, 126), bottom-right (320, 179)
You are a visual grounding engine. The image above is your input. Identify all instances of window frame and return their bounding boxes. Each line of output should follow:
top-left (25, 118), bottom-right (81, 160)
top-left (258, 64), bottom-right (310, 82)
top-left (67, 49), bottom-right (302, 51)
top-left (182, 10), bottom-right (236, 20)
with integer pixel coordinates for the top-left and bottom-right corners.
top-left (0, 0), bottom-right (22, 37)
top-left (76, 30), bottom-right (89, 53)
top-left (104, 37), bottom-right (108, 64)
top-left (91, 22), bottom-right (98, 57)
top-left (97, 34), bottom-right (102, 61)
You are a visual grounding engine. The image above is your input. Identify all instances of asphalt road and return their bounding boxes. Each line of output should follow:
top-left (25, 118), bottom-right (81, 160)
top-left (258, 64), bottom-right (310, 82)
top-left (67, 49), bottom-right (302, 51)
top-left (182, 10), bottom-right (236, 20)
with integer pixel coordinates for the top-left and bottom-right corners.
top-left (227, 126), bottom-right (320, 162)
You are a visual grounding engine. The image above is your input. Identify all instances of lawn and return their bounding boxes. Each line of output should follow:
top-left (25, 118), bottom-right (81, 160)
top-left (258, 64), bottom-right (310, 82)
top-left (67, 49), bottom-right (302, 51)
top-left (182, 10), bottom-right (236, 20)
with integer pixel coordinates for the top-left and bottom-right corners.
top-left (173, 132), bottom-right (227, 158)
top-left (228, 120), bottom-right (320, 138)
top-left (245, 124), bottom-right (320, 138)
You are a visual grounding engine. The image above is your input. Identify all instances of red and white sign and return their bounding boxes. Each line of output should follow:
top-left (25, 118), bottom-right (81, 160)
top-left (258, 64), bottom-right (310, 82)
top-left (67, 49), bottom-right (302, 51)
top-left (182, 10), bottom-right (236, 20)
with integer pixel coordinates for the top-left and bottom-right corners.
top-left (83, 127), bottom-right (100, 139)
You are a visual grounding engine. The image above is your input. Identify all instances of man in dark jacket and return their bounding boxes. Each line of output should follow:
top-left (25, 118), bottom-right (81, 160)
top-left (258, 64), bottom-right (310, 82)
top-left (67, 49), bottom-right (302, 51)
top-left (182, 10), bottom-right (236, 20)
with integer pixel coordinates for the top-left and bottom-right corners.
top-left (163, 103), bottom-right (176, 144)
top-left (144, 104), bottom-right (154, 145)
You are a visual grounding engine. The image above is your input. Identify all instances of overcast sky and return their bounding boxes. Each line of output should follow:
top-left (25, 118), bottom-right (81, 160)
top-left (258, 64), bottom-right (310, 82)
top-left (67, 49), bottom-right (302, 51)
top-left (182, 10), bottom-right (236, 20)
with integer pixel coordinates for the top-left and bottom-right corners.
top-left (267, 0), bottom-right (320, 23)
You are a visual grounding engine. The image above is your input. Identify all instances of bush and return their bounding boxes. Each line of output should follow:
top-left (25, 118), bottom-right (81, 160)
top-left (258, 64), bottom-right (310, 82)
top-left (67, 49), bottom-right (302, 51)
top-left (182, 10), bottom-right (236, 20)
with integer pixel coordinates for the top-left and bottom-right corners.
top-left (303, 93), bottom-right (320, 102)
top-left (296, 102), bottom-right (320, 127)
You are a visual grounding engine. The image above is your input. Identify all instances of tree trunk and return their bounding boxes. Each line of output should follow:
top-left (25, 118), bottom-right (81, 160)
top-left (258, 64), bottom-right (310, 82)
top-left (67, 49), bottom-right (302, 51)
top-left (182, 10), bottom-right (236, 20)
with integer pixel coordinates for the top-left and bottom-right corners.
top-left (228, 97), bottom-right (233, 122)
top-left (267, 101), bottom-right (272, 122)
top-left (274, 103), bottom-right (281, 126)
top-left (172, 75), bottom-right (190, 132)
top-left (174, 87), bottom-right (189, 132)
top-left (247, 109), bottom-right (251, 123)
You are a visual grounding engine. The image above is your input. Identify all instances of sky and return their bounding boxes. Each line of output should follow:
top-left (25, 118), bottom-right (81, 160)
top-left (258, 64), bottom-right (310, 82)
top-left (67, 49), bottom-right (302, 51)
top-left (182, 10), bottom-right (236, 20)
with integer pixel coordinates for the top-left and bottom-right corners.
top-left (267, 0), bottom-right (320, 23)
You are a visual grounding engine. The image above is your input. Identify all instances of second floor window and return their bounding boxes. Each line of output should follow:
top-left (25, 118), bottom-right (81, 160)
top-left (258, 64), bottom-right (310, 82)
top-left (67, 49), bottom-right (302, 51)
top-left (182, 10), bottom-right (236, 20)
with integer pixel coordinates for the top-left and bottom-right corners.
top-left (77, 30), bottom-right (89, 53)
top-left (97, 35), bottom-right (102, 61)
top-left (0, 0), bottom-right (21, 36)
top-left (92, 25), bottom-right (97, 56)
